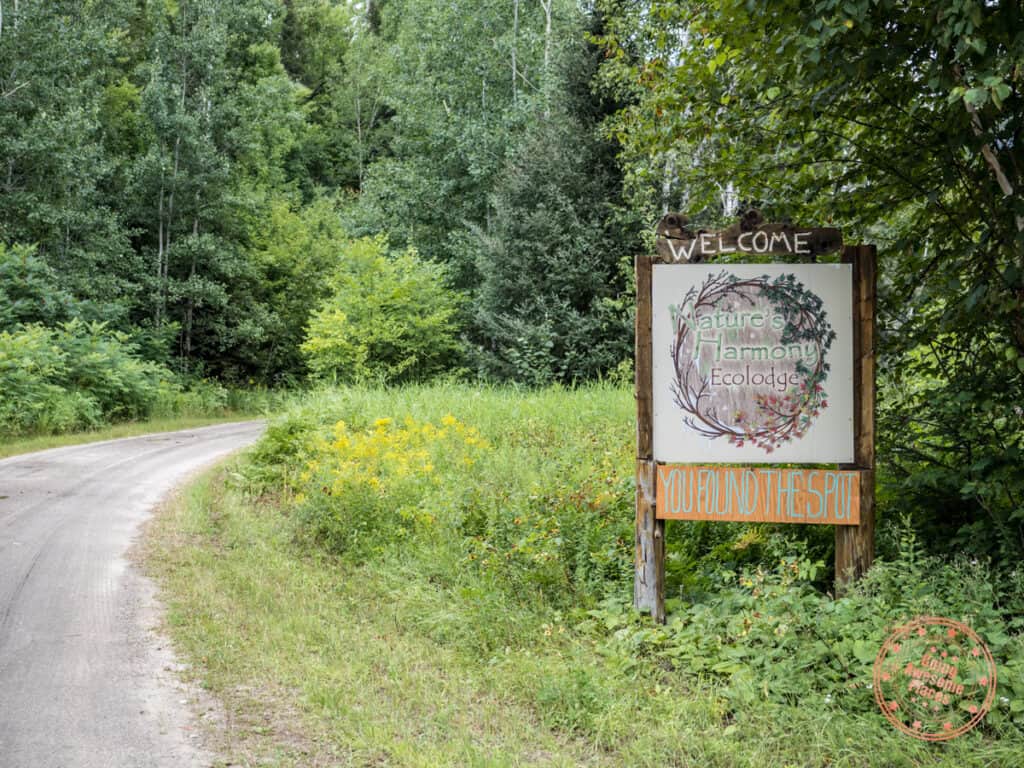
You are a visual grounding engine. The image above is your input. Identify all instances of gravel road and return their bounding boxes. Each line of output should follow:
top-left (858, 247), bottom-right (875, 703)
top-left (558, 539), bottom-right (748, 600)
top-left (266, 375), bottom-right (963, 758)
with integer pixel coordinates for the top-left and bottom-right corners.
top-left (0, 421), bottom-right (265, 768)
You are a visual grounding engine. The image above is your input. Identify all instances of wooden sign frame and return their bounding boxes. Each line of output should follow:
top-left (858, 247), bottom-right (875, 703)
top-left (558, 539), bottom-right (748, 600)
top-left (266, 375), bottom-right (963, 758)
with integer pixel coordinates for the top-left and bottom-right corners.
top-left (635, 213), bottom-right (875, 622)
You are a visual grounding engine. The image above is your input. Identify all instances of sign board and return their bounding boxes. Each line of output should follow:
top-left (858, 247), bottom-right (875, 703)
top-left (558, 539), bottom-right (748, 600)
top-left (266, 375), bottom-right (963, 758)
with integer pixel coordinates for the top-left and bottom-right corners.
top-left (656, 465), bottom-right (861, 525)
top-left (655, 212), bottom-right (843, 263)
top-left (634, 212), bottom-right (877, 622)
top-left (652, 263), bottom-right (854, 464)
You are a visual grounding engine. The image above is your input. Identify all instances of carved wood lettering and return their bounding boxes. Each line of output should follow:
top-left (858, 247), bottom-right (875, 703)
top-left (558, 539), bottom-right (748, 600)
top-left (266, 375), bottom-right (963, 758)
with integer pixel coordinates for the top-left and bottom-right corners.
top-left (656, 212), bottom-right (842, 263)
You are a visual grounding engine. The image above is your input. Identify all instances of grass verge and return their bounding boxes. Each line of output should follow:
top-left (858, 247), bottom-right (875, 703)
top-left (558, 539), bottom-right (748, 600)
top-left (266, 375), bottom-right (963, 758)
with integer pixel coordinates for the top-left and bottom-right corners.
top-left (0, 416), bottom-right (255, 460)
top-left (145, 457), bottom-right (1024, 767)
top-left (145, 466), bottom-right (605, 767)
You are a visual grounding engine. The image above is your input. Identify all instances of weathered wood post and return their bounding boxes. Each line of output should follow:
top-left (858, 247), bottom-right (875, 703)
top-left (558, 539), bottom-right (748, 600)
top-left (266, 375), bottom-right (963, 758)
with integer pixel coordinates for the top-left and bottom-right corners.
top-left (835, 244), bottom-right (877, 591)
top-left (634, 252), bottom-right (665, 622)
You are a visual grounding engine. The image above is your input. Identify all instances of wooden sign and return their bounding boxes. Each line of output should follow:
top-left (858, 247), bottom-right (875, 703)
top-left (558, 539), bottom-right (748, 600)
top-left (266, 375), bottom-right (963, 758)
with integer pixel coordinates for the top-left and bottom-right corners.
top-left (656, 211), bottom-right (842, 263)
top-left (634, 213), bottom-right (876, 622)
top-left (656, 465), bottom-right (861, 525)
top-left (652, 263), bottom-right (854, 463)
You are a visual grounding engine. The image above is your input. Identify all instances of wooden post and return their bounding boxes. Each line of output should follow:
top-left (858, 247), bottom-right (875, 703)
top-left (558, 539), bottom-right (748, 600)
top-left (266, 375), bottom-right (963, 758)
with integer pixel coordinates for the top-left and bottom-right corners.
top-left (836, 244), bottom-right (876, 592)
top-left (635, 254), bottom-right (665, 622)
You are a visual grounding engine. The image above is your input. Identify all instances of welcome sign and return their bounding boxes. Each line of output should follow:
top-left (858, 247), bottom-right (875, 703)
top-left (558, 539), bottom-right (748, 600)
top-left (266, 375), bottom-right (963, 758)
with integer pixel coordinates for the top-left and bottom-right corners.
top-left (652, 263), bottom-right (854, 463)
top-left (636, 215), bottom-right (875, 620)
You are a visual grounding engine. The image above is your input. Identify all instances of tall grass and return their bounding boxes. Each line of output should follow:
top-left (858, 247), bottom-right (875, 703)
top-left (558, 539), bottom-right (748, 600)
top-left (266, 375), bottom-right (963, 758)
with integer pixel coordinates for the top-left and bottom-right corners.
top-left (145, 383), bottom-right (1024, 766)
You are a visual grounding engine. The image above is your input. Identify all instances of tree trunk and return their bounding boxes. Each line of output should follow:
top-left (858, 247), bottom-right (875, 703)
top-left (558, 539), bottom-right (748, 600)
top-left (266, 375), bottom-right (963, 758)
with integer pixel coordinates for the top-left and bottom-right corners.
top-left (355, 90), bottom-right (365, 190)
top-left (156, 183), bottom-right (165, 326)
top-left (511, 0), bottom-right (519, 105)
top-left (540, 0), bottom-right (552, 116)
top-left (184, 216), bottom-right (198, 360)
top-left (661, 152), bottom-right (676, 215)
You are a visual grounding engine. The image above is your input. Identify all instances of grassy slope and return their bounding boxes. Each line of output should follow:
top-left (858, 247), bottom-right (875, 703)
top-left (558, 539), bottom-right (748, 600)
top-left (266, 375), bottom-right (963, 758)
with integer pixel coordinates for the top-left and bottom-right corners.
top-left (0, 416), bottom-right (254, 460)
top-left (143, 386), bottom-right (1024, 767)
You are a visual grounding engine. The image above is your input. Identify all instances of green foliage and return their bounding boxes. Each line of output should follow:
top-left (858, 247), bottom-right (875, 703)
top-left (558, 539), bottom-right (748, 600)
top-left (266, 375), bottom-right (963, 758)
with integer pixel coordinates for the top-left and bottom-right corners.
top-left (0, 321), bottom-right (159, 434)
top-left (225, 384), bottom-right (1024, 761)
top-left (0, 0), bottom-right (134, 315)
top-left (471, 116), bottom-right (634, 384)
top-left (247, 195), bottom-right (348, 379)
top-left (0, 243), bottom-right (79, 329)
top-left (594, 0), bottom-right (1024, 563)
top-left (0, 319), bottom-right (249, 436)
top-left (301, 236), bottom-right (463, 384)
top-left (241, 384), bottom-right (635, 607)
top-left (587, 541), bottom-right (1024, 734)
top-left (1, 0), bottom-right (639, 386)
top-left (347, 0), bottom-right (640, 382)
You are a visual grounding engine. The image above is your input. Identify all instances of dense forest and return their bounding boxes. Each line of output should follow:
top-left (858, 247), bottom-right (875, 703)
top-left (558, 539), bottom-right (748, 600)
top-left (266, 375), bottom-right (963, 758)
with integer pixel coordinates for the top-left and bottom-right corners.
top-left (0, 0), bottom-right (638, 391)
top-left (2, 0), bottom-right (1024, 564)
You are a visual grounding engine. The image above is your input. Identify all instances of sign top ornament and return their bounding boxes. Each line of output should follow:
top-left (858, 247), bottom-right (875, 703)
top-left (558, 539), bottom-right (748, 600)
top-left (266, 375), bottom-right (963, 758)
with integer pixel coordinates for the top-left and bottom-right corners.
top-left (655, 210), bottom-right (843, 263)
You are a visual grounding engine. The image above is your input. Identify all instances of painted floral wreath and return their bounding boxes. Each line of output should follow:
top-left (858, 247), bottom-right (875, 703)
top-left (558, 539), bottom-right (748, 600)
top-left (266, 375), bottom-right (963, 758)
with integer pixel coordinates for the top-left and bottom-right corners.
top-left (670, 271), bottom-right (836, 453)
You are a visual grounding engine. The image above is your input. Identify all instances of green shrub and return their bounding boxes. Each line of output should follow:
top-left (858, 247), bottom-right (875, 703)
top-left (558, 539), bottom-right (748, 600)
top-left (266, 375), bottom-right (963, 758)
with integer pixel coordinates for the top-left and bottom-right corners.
top-left (0, 324), bottom-right (72, 434)
top-left (0, 320), bottom-right (168, 435)
top-left (585, 540), bottom-right (1024, 734)
top-left (54, 319), bottom-right (167, 420)
top-left (301, 236), bottom-right (463, 384)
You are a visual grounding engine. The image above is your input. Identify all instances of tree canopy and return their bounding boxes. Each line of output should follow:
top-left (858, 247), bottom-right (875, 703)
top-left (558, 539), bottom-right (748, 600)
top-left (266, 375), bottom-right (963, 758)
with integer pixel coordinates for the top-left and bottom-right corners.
top-left (595, 0), bottom-right (1024, 561)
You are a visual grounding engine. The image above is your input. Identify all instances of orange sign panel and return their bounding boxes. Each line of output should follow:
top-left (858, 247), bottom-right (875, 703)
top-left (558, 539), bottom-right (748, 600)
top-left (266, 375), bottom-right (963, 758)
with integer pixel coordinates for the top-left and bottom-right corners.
top-left (656, 465), bottom-right (860, 525)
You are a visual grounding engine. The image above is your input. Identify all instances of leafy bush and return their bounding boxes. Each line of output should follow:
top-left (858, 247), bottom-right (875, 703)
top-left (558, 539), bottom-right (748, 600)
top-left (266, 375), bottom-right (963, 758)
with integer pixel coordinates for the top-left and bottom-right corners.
top-left (878, 340), bottom-right (1024, 566)
top-left (301, 236), bottom-right (463, 384)
top-left (54, 320), bottom-right (169, 420)
top-left (586, 540), bottom-right (1024, 734)
top-left (0, 320), bottom-right (172, 435)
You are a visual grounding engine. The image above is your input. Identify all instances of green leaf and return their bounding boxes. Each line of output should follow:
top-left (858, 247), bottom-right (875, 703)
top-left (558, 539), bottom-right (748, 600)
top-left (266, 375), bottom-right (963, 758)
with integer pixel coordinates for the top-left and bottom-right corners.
top-left (964, 88), bottom-right (989, 107)
top-left (853, 640), bottom-right (877, 664)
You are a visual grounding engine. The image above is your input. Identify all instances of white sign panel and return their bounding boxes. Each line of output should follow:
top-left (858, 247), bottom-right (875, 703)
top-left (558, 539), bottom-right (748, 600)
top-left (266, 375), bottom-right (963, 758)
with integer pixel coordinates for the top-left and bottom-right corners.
top-left (652, 263), bottom-right (854, 463)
